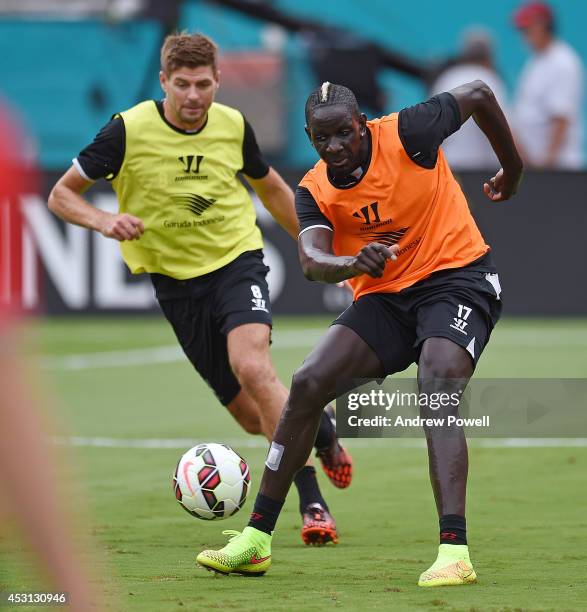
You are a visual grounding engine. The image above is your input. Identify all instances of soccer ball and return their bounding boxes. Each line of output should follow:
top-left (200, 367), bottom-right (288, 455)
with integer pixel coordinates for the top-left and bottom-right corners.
top-left (172, 443), bottom-right (251, 520)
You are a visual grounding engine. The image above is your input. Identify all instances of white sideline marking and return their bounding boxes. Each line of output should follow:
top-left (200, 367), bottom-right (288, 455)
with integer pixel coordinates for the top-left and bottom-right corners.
top-left (54, 436), bottom-right (268, 449)
top-left (44, 345), bottom-right (183, 371)
top-left (53, 436), bottom-right (587, 450)
top-left (43, 327), bottom-right (587, 372)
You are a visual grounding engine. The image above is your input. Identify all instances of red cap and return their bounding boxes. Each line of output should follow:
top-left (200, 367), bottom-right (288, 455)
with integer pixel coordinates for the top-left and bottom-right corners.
top-left (513, 2), bottom-right (553, 29)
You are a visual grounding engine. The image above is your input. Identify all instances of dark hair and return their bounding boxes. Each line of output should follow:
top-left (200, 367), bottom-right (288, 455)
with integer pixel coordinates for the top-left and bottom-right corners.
top-left (305, 82), bottom-right (360, 125)
top-left (160, 32), bottom-right (218, 76)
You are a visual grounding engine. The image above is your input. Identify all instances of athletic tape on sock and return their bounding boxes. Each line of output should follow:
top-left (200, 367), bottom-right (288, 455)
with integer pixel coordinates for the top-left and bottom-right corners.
top-left (265, 441), bottom-right (285, 471)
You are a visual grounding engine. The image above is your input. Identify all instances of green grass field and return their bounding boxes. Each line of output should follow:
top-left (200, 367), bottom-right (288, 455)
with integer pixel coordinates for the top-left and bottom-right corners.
top-left (2, 316), bottom-right (587, 611)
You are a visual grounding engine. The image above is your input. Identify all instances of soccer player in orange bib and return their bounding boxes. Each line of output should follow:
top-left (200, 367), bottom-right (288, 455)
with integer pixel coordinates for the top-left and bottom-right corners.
top-left (197, 80), bottom-right (523, 585)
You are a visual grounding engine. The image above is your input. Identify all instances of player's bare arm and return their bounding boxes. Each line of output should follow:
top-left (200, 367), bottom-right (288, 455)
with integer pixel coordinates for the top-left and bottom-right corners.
top-left (246, 167), bottom-right (299, 240)
top-left (449, 80), bottom-right (524, 202)
top-left (48, 166), bottom-right (144, 241)
top-left (299, 227), bottom-right (399, 283)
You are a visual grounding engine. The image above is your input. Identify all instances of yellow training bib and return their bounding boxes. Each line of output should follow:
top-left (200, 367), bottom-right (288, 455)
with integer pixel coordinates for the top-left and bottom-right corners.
top-left (111, 101), bottom-right (263, 279)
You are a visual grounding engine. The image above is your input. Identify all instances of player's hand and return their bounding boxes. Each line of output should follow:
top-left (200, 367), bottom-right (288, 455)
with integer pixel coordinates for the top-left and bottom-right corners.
top-left (483, 168), bottom-right (522, 202)
top-left (351, 242), bottom-right (399, 278)
top-left (99, 212), bottom-right (145, 241)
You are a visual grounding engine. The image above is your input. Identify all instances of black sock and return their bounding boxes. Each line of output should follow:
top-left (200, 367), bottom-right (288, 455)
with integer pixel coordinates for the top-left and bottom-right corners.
top-left (248, 493), bottom-right (284, 535)
top-left (294, 466), bottom-right (329, 514)
top-left (439, 514), bottom-right (467, 545)
top-left (314, 409), bottom-right (335, 450)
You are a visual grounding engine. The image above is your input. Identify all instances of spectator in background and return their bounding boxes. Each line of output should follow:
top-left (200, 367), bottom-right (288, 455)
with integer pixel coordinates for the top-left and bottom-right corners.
top-left (432, 29), bottom-right (508, 170)
top-left (512, 1), bottom-right (584, 169)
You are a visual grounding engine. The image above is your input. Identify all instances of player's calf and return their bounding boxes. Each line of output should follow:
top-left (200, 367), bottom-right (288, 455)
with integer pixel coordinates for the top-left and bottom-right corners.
top-left (226, 391), bottom-right (263, 435)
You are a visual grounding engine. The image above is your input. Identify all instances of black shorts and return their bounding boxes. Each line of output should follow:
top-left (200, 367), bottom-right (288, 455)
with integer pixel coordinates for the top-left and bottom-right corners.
top-left (333, 253), bottom-right (502, 374)
top-left (154, 250), bottom-right (272, 406)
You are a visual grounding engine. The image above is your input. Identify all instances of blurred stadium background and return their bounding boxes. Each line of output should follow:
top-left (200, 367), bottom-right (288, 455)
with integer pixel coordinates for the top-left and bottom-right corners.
top-left (0, 0), bottom-right (585, 316)
top-left (1, 1), bottom-right (586, 610)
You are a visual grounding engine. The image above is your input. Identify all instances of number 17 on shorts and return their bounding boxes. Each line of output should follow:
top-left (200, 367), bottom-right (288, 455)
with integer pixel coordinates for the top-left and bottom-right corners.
top-left (450, 304), bottom-right (472, 335)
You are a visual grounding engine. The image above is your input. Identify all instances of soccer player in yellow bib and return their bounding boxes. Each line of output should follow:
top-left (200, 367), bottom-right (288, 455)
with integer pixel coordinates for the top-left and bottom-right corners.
top-left (48, 33), bottom-right (352, 545)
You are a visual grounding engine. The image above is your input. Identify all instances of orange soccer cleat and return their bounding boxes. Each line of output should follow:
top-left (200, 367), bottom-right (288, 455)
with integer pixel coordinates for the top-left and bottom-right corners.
top-left (316, 406), bottom-right (353, 489)
top-left (301, 503), bottom-right (339, 546)
top-left (316, 438), bottom-right (353, 489)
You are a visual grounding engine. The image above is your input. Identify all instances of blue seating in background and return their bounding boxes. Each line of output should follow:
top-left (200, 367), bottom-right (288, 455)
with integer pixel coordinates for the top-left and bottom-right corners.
top-left (0, 0), bottom-right (585, 169)
top-left (0, 20), bottom-right (161, 169)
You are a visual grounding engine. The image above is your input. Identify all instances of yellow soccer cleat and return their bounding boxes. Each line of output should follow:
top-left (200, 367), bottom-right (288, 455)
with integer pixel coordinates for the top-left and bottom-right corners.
top-left (197, 527), bottom-right (272, 576)
top-left (418, 544), bottom-right (477, 587)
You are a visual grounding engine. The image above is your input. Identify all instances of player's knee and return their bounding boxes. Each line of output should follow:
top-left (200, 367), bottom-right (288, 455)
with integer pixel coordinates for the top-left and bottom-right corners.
top-left (290, 365), bottom-right (328, 409)
top-left (231, 355), bottom-right (272, 390)
top-left (419, 345), bottom-right (469, 381)
top-left (420, 358), bottom-right (462, 380)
